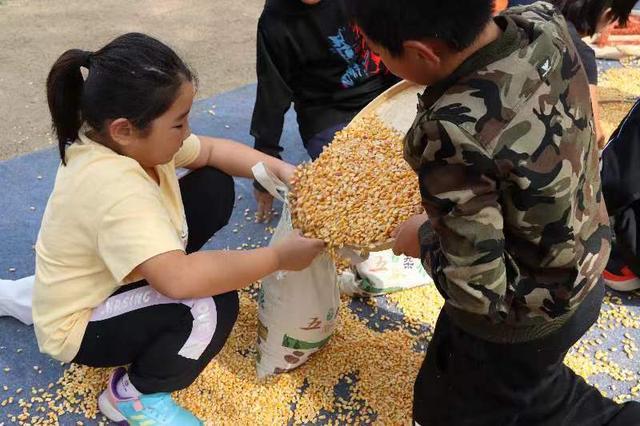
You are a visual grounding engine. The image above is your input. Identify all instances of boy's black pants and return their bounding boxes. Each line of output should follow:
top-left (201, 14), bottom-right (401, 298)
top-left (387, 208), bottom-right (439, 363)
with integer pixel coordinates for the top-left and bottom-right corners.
top-left (414, 280), bottom-right (640, 425)
top-left (73, 167), bottom-right (239, 394)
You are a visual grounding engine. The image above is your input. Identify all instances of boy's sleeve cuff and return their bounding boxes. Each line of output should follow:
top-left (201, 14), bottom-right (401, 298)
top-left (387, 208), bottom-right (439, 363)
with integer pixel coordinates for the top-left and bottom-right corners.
top-left (418, 220), bottom-right (436, 247)
top-left (418, 220), bottom-right (439, 268)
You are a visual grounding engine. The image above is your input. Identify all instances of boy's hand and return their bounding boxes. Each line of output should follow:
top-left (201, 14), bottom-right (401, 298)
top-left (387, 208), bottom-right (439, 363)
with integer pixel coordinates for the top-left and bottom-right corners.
top-left (392, 213), bottom-right (429, 258)
top-left (272, 230), bottom-right (325, 271)
top-left (254, 189), bottom-right (274, 223)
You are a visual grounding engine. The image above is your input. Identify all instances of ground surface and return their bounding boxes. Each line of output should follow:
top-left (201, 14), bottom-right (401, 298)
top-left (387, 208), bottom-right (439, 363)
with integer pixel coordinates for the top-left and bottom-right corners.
top-left (0, 83), bottom-right (639, 426)
top-left (0, 0), bottom-right (263, 160)
top-left (1, 3), bottom-right (640, 424)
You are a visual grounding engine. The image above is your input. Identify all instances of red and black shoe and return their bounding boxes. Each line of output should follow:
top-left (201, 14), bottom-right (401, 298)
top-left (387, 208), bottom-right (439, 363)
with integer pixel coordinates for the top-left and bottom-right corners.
top-left (603, 265), bottom-right (640, 292)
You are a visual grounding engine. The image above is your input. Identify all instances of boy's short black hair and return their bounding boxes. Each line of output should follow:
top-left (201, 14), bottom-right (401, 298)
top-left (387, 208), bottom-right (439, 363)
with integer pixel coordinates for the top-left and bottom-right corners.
top-left (552, 0), bottom-right (638, 36)
top-left (347, 0), bottom-right (494, 56)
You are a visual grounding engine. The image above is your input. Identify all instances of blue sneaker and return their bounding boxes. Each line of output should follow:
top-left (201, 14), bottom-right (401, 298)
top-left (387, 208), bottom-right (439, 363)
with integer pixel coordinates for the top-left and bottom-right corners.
top-left (98, 367), bottom-right (203, 426)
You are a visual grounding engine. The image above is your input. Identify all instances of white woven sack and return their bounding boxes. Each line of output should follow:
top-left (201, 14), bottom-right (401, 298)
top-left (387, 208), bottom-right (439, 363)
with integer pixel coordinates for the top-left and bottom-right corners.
top-left (252, 163), bottom-right (340, 379)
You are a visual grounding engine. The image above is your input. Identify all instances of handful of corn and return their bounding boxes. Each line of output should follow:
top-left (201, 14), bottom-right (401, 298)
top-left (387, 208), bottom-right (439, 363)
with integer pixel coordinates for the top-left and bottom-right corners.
top-left (289, 116), bottom-right (422, 266)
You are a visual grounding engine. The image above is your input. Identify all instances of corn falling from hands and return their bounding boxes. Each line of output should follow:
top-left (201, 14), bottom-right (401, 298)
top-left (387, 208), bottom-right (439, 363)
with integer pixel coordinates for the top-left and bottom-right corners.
top-left (289, 116), bottom-right (423, 267)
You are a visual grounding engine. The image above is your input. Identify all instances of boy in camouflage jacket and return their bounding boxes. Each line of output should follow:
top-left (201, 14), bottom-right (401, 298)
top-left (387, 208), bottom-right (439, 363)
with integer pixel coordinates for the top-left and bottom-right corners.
top-left (349, 0), bottom-right (640, 424)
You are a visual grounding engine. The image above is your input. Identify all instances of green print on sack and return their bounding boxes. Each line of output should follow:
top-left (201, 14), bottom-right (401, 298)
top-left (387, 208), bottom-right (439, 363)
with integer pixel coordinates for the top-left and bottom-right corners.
top-left (359, 278), bottom-right (404, 295)
top-left (281, 334), bottom-right (332, 350)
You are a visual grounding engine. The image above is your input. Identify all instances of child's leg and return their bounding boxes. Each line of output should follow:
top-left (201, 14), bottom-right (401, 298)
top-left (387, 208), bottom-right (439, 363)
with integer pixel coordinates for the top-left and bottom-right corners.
top-left (413, 280), bottom-right (640, 425)
top-left (73, 282), bottom-right (239, 393)
top-left (303, 122), bottom-right (350, 160)
top-left (178, 166), bottom-right (235, 254)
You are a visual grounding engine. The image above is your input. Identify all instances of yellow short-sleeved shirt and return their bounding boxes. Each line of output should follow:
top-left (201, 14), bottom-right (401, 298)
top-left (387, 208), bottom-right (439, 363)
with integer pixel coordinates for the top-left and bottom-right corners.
top-left (33, 131), bottom-right (201, 362)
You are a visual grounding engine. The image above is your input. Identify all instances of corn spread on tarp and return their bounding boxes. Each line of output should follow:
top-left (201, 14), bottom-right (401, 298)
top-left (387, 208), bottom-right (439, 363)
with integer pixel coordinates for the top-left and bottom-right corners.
top-left (1, 73), bottom-right (640, 424)
top-left (599, 67), bottom-right (640, 139)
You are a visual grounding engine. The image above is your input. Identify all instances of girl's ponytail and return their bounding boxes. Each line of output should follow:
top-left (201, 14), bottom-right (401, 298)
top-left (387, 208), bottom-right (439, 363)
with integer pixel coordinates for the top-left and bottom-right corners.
top-left (46, 33), bottom-right (195, 166)
top-left (46, 49), bottom-right (91, 165)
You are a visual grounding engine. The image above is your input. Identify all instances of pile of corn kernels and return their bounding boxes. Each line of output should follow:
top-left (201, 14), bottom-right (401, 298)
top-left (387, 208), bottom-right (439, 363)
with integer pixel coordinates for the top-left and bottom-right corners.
top-left (599, 67), bottom-right (640, 95)
top-left (599, 67), bottom-right (640, 138)
top-left (289, 116), bottom-right (422, 265)
top-left (10, 284), bottom-right (640, 425)
top-left (13, 284), bottom-right (443, 425)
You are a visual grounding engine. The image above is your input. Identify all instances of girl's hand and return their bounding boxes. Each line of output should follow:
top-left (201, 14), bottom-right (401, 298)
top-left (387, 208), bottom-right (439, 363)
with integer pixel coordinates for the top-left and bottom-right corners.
top-left (275, 162), bottom-right (296, 187)
top-left (272, 230), bottom-right (325, 271)
top-left (254, 188), bottom-right (275, 223)
top-left (254, 162), bottom-right (296, 223)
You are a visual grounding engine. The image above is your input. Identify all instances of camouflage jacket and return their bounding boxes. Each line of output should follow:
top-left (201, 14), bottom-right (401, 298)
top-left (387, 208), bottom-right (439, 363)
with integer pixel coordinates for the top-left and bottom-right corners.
top-left (404, 3), bottom-right (610, 342)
